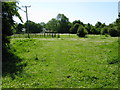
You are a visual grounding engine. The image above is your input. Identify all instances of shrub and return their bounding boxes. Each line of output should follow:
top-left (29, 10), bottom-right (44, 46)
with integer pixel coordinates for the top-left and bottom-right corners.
top-left (90, 26), bottom-right (99, 34)
top-left (109, 27), bottom-right (119, 37)
top-left (101, 27), bottom-right (109, 35)
top-left (77, 25), bottom-right (88, 37)
top-left (70, 23), bottom-right (80, 34)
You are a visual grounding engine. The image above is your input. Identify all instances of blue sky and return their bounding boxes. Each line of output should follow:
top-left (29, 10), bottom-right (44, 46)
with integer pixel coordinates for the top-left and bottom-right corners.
top-left (14, 0), bottom-right (119, 25)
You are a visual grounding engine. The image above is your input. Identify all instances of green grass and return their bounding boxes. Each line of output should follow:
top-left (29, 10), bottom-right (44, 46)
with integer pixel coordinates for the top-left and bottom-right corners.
top-left (2, 34), bottom-right (119, 88)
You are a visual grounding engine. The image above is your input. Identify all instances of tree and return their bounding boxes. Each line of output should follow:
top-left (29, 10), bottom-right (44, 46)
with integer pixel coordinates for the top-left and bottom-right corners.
top-left (95, 21), bottom-right (102, 28)
top-left (2, 2), bottom-right (22, 39)
top-left (72, 20), bottom-right (84, 26)
top-left (56, 13), bottom-right (70, 33)
top-left (95, 21), bottom-right (105, 34)
top-left (77, 25), bottom-right (88, 37)
top-left (2, 2), bottom-right (22, 61)
top-left (24, 20), bottom-right (42, 33)
top-left (70, 23), bottom-right (80, 34)
top-left (40, 22), bottom-right (46, 28)
top-left (90, 26), bottom-right (98, 34)
top-left (108, 18), bottom-right (119, 37)
top-left (85, 23), bottom-right (92, 34)
top-left (101, 26), bottom-right (109, 35)
top-left (16, 23), bottom-right (24, 34)
top-left (118, 12), bottom-right (120, 18)
top-left (46, 14), bottom-right (71, 33)
top-left (116, 18), bottom-right (120, 36)
top-left (46, 18), bottom-right (58, 32)
top-left (35, 23), bottom-right (43, 33)
top-left (109, 27), bottom-right (118, 37)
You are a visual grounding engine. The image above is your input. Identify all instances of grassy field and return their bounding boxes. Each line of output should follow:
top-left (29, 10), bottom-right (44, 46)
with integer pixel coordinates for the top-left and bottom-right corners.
top-left (2, 34), bottom-right (119, 88)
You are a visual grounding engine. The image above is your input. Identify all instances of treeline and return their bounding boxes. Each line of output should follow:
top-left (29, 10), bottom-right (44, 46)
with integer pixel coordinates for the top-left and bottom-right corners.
top-left (15, 14), bottom-right (120, 37)
top-left (15, 21), bottom-right (44, 33)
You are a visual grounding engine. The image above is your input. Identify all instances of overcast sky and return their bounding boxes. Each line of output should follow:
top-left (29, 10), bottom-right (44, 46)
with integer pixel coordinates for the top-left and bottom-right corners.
top-left (14, 0), bottom-right (120, 25)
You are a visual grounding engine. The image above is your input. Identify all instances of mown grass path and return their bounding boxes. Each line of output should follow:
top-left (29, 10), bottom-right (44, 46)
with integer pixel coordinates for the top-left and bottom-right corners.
top-left (2, 35), bottom-right (118, 88)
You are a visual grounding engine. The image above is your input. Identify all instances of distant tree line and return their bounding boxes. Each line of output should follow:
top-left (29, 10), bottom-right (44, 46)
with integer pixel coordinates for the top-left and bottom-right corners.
top-left (15, 21), bottom-right (44, 34)
top-left (15, 13), bottom-right (120, 37)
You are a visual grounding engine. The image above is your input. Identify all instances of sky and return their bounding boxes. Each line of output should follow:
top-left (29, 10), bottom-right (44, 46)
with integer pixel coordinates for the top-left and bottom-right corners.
top-left (14, 0), bottom-right (120, 25)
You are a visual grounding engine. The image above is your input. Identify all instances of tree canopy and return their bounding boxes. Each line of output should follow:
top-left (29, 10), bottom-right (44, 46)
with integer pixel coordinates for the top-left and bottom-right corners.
top-left (2, 2), bottom-right (22, 61)
top-left (46, 18), bottom-right (58, 32)
top-left (24, 20), bottom-right (43, 33)
top-left (56, 13), bottom-right (70, 33)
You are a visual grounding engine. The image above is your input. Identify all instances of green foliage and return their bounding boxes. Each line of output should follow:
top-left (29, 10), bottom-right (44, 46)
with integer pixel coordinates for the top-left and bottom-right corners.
top-left (46, 14), bottom-right (71, 33)
top-left (109, 27), bottom-right (119, 37)
top-left (2, 2), bottom-right (22, 42)
top-left (85, 22), bottom-right (104, 34)
top-left (24, 20), bottom-right (42, 33)
top-left (2, 2), bottom-right (22, 61)
top-left (16, 23), bottom-right (24, 34)
top-left (85, 23), bottom-right (92, 34)
top-left (2, 2), bottom-right (25, 85)
top-left (101, 26), bottom-right (109, 35)
top-left (72, 20), bottom-right (84, 26)
top-left (56, 13), bottom-right (70, 33)
top-left (116, 18), bottom-right (120, 36)
top-left (70, 23), bottom-right (80, 34)
top-left (95, 22), bottom-right (106, 34)
top-left (90, 26), bottom-right (97, 34)
top-left (77, 25), bottom-right (88, 37)
top-left (40, 22), bottom-right (46, 28)
top-left (95, 21), bottom-right (102, 28)
top-left (46, 18), bottom-right (58, 32)
top-left (108, 18), bottom-right (120, 37)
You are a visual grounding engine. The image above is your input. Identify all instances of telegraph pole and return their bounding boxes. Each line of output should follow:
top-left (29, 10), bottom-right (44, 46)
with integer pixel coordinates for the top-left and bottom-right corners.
top-left (22, 5), bottom-right (31, 38)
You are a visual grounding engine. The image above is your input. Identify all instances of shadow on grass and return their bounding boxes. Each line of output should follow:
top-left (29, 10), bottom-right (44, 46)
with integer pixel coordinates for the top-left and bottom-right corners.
top-left (2, 47), bottom-right (27, 79)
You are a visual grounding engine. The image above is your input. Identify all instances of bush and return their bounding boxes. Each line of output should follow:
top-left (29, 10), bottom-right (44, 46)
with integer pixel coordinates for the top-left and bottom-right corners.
top-left (90, 26), bottom-right (100, 34)
top-left (70, 23), bottom-right (80, 34)
top-left (77, 25), bottom-right (88, 37)
top-left (101, 27), bottom-right (109, 35)
top-left (109, 27), bottom-right (119, 37)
